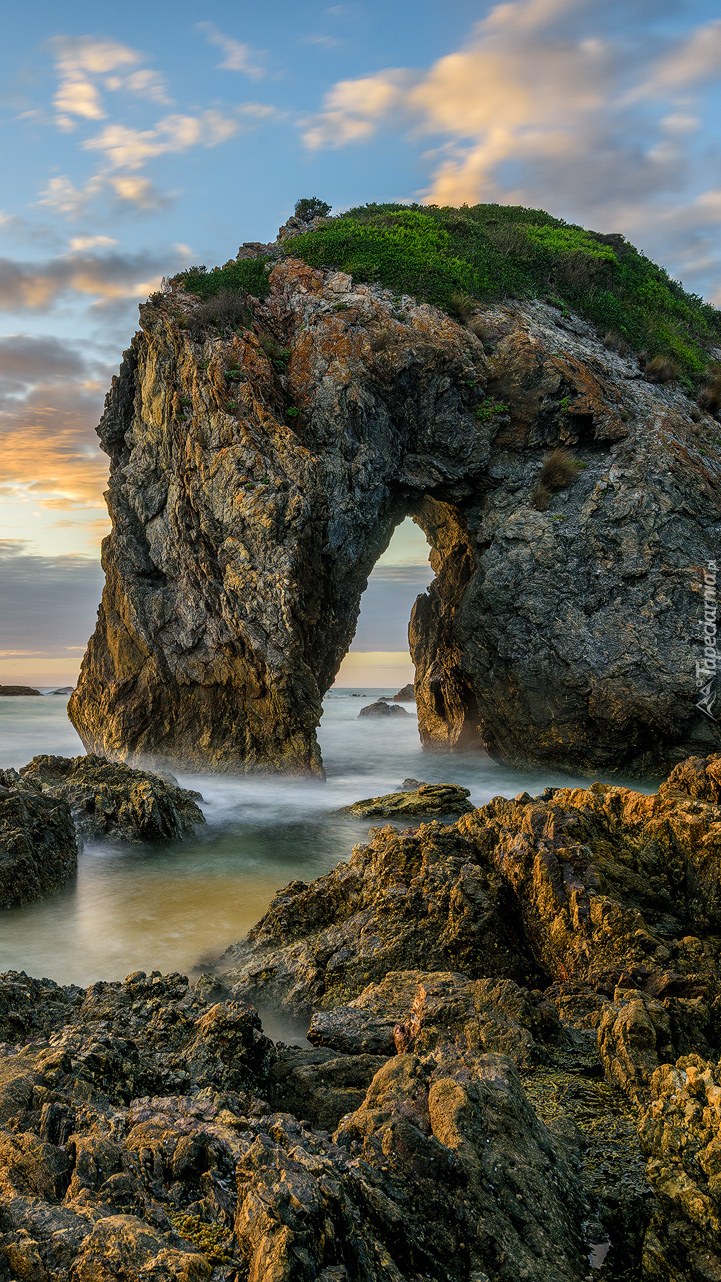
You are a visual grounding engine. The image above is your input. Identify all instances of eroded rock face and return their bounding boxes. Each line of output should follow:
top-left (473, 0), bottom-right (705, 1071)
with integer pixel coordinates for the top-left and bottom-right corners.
top-left (19, 754), bottom-right (205, 843)
top-left (0, 771), bottom-right (77, 908)
top-left (69, 257), bottom-right (721, 775)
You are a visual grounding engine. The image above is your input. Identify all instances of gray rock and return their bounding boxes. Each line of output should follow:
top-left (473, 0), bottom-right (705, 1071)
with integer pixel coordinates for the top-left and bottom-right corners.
top-left (393, 683), bottom-right (415, 701)
top-left (0, 769), bottom-right (77, 907)
top-left (68, 261), bottom-right (721, 777)
top-left (358, 699), bottom-right (409, 719)
top-left (19, 754), bottom-right (205, 843)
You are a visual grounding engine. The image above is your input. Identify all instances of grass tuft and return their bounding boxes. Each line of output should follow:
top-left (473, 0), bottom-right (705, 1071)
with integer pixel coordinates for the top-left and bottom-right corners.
top-left (532, 449), bottom-right (582, 509)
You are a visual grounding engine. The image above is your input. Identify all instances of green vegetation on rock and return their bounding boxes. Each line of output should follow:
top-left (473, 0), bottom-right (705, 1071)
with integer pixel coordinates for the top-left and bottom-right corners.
top-left (288, 202), bottom-right (721, 376)
top-left (175, 258), bottom-right (270, 300)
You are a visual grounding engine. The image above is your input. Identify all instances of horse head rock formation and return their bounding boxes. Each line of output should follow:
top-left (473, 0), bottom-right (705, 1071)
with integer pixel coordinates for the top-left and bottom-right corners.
top-left (69, 256), bottom-right (721, 776)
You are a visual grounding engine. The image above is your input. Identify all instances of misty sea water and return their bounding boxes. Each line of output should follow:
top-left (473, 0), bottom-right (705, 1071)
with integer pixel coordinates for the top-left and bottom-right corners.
top-left (0, 692), bottom-right (626, 987)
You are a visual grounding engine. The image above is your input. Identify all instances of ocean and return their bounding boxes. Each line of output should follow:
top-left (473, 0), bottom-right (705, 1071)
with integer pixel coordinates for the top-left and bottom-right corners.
top-left (0, 691), bottom-right (622, 987)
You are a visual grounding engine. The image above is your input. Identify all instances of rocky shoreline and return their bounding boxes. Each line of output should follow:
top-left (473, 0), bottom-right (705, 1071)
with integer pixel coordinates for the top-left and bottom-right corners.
top-left (3, 755), bottom-right (721, 1278)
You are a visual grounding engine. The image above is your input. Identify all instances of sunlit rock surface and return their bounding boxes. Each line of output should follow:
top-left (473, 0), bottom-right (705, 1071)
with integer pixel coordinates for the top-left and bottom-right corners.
top-left (69, 256), bottom-right (721, 775)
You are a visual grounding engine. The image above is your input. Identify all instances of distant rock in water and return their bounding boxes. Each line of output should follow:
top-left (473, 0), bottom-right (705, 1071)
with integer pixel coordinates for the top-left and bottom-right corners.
top-left (338, 781), bottom-right (472, 818)
top-left (19, 754), bottom-right (205, 843)
top-left (0, 684), bottom-right (40, 696)
top-left (393, 683), bottom-right (415, 701)
top-left (358, 698), bottom-right (409, 718)
top-left (47, 686), bottom-right (73, 695)
top-left (0, 768), bottom-right (77, 907)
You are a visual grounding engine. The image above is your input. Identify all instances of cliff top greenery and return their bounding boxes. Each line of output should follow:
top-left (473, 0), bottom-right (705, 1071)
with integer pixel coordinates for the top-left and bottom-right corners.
top-left (173, 201), bottom-right (721, 380)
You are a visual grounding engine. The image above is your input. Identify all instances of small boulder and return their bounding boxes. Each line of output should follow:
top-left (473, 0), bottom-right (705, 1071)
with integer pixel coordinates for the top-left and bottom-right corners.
top-left (19, 754), bottom-right (205, 843)
top-left (358, 699), bottom-right (409, 718)
top-left (337, 782), bottom-right (472, 818)
top-left (393, 683), bottom-right (415, 701)
top-left (0, 769), bottom-right (78, 908)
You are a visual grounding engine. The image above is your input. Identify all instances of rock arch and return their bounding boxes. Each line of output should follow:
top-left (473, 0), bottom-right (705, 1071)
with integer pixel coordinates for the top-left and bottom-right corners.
top-left (69, 260), bottom-right (721, 776)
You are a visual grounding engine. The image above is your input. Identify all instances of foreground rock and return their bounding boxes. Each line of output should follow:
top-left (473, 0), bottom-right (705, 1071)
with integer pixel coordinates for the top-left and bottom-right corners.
top-left (69, 253), bottom-right (721, 776)
top-left (337, 781), bottom-right (472, 818)
top-left (0, 771), bottom-right (77, 907)
top-left (0, 686), bottom-right (39, 697)
top-left (0, 966), bottom-right (606, 1282)
top-left (9, 754), bottom-right (721, 1276)
top-left (19, 755), bottom-right (205, 843)
top-left (358, 699), bottom-right (409, 718)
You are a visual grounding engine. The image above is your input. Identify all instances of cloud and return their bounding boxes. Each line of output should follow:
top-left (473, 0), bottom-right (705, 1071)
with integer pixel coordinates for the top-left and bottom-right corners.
top-left (197, 23), bottom-right (265, 78)
top-left (0, 335), bottom-right (89, 403)
top-left (304, 35), bottom-right (344, 51)
top-left (0, 540), bottom-right (104, 657)
top-left (352, 565), bottom-right (433, 651)
top-left (49, 35), bottom-right (171, 130)
top-left (84, 111), bottom-right (243, 170)
top-left (0, 247), bottom-right (176, 310)
top-left (639, 19), bottom-right (721, 93)
top-left (69, 235), bottom-right (117, 251)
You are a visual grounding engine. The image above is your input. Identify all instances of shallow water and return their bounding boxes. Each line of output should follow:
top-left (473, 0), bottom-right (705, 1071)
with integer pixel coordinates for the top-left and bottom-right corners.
top-left (0, 692), bottom-right (641, 987)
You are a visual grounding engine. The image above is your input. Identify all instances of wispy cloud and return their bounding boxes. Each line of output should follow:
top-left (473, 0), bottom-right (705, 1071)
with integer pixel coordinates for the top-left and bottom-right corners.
top-left (197, 22), bottom-right (265, 78)
top-left (49, 36), bottom-right (171, 131)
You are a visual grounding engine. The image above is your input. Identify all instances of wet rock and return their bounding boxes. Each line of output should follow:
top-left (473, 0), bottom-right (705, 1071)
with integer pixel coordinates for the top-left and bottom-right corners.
top-left (0, 770), bottom-right (77, 908)
top-left (393, 683), bottom-right (415, 701)
top-left (0, 685), bottom-right (39, 696)
top-left (67, 258), bottom-right (720, 777)
top-left (221, 821), bottom-right (542, 1015)
top-left (19, 755), bottom-right (205, 843)
top-left (266, 1046), bottom-right (387, 1131)
top-left (357, 699), bottom-right (409, 718)
top-left (336, 781), bottom-right (472, 818)
top-left (307, 969), bottom-right (561, 1070)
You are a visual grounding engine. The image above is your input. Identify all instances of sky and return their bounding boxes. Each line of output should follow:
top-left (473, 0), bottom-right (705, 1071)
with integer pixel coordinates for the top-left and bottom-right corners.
top-left (2, 0), bottom-right (721, 685)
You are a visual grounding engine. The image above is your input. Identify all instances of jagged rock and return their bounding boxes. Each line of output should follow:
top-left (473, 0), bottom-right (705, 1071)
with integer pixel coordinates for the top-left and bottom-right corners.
top-left (639, 1054), bottom-right (721, 1280)
top-left (220, 821), bottom-right (542, 1015)
top-left (0, 966), bottom-right (599, 1282)
top-left (393, 683), bottom-right (415, 701)
top-left (336, 782), bottom-right (472, 818)
top-left (68, 258), bottom-right (721, 776)
top-left (18, 755), bottom-right (205, 843)
top-left (308, 970), bottom-right (562, 1070)
top-left (0, 686), bottom-right (39, 696)
top-left (0, 770), bottom-right (77, 908)
top-left (357, 698), bottom-right (408, 718)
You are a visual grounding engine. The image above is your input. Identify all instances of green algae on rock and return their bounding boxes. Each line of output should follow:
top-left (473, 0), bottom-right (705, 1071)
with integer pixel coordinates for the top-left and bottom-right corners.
top-left (336, 781), bottom-right (472, 818)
